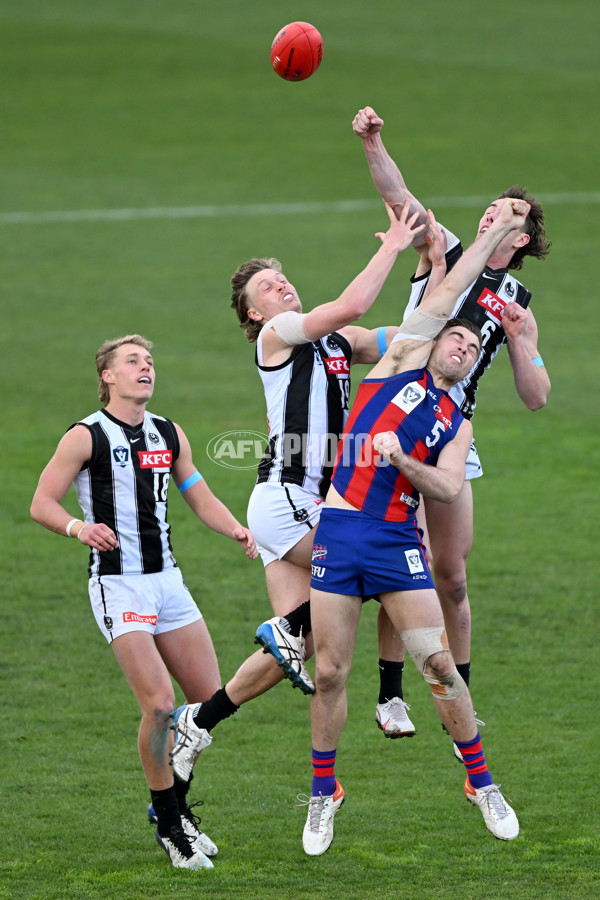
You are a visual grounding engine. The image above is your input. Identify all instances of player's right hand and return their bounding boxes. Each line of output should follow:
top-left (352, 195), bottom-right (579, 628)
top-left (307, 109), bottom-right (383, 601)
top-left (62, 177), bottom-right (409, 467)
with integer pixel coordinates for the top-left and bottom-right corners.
top-left (352, 107), bottom-right (384, 138)
top-left (232, 525), bottom-right (258, 560)
top-left (373, 431), bottom-right (404, 468)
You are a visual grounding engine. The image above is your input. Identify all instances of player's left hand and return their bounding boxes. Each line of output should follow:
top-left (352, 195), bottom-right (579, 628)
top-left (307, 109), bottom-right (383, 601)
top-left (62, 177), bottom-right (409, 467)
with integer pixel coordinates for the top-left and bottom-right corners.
top-left (424, 209), bottom-right (447, 266)
top-left (233, 526), bottom-right (258, 559)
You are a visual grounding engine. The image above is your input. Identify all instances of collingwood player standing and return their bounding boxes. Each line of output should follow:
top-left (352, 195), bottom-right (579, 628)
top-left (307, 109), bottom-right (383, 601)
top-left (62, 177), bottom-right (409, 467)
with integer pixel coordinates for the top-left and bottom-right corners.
top-left (352, 105), bottom-right (551, 725)
top-left (30, 334), bottom-right (257, 871)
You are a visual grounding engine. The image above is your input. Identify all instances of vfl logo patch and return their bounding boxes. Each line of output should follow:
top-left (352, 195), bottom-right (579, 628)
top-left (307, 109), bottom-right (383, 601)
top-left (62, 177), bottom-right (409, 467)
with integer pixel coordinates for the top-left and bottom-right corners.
top-left (312, 543), bottom-right (327, 561)
top-left (113, 446), bottom-right (129, 467)
top-left (324, 356), bottom-right (350, 375)
top-left (123, 612), bottom-right (158, 625)
top-left (138, 450), bottom-right (173, 469)
top-left (405, 549), bottom-right (425, 575)
top-left (391, 381), bottom-right (426, 413)
top-left (477, 288), bottom-right (507, 323)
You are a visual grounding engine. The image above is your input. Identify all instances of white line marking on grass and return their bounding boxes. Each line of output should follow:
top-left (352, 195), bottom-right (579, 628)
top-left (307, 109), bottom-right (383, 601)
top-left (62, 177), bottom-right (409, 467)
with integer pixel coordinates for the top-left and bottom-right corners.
top-left (0, 193), bottom-right (599, 226)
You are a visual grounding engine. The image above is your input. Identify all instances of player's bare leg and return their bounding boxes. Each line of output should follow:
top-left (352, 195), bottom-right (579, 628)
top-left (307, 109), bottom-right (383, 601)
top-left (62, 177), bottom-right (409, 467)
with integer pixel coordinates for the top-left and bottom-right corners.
top-left (112, 631), bottom-right (176, 788)
top-left (424, 483), bottom-right (473, 667)
top-left (265, 534), bottom-right (314, 661)
top-left (310, 589), bottom-right (362, 752)
top-left (256, 530), bottom-right (316, 688)
top-left (224, 648), bottom-right (287, 705)
top-left (379, 588), bottom-right (477, 739)
top-left (155, 619), bottom-right (221, 705)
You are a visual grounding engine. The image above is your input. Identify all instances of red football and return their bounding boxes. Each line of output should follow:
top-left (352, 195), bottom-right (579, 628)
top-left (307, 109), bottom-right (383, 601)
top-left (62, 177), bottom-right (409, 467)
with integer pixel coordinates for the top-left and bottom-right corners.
top-left (270, 22), bottom-right (323, 82)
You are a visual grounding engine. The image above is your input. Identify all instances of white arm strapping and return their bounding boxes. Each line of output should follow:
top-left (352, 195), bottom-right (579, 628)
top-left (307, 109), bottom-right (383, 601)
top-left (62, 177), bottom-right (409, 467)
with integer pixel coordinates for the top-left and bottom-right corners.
top-left (262, 311), bottom-right (308, 346)
top-left (392, 308), bottom-right (447, 344)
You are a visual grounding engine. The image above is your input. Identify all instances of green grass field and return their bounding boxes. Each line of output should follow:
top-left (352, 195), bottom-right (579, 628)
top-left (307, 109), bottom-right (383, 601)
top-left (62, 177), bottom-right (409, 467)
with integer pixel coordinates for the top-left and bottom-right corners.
top-left (1, 2), bottom-right (599, 898)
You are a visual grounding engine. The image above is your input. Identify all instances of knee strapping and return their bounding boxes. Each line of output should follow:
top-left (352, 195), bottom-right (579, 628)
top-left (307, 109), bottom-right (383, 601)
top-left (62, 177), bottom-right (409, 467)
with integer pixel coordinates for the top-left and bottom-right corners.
top-left (400, 626), bottom-right (467, 700)
top-left (422, 667), bottom-right (467, 700)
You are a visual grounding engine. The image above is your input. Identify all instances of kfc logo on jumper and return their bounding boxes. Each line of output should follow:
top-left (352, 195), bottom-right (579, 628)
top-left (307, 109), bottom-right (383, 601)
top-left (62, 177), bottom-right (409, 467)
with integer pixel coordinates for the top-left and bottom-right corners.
top-left (138, 450), bottom-right (173, 469)
top-left (324, 356), bottom-right (350, 375)
top-left (123, 611), bottom-right (158, 625)
top-left (477, 288), bottom-right (507, 323)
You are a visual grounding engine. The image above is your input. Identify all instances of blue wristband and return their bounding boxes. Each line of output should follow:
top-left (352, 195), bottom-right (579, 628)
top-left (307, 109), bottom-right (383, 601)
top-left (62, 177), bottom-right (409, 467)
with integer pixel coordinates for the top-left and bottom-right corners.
top-left (177, 471), bottom-right (203, 493)
top-left (531, 356), bottom-right (544, 367)
top-left (377, 326), bottom-right (388, 358)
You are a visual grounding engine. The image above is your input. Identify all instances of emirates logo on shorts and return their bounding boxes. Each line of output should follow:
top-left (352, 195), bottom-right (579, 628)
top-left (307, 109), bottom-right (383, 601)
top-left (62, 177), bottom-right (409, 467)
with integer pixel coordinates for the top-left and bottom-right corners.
top-left (123, 611), bottom-right (158, 625)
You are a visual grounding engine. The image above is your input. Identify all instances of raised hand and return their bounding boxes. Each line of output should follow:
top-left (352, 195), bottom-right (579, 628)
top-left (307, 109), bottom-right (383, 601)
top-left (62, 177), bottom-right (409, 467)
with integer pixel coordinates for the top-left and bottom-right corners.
top-left (497, 197), bottom-right (530, 230)
top-left (352, 106), bottom-right (384, 138)
top-left (375, 201), bottom-right (428, 253)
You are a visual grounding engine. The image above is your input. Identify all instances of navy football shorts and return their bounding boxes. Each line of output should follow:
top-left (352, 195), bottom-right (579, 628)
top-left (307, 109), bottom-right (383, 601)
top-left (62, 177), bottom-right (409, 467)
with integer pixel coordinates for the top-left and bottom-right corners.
top-left (310, 506), bottom-right (435, 598)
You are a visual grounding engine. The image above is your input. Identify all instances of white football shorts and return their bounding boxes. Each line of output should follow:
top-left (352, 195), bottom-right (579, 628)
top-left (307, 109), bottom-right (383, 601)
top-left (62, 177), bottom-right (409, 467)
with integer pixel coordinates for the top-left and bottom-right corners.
top-left (466, 438), bottom-right (483, 481)
top-left (89, 566), bottom-right (202, 644)
top-left (247, 481), bottom-right (324, 567)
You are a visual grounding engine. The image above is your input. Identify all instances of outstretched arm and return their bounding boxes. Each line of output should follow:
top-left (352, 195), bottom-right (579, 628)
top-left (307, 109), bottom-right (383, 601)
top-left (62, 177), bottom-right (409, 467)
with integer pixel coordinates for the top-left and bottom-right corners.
top-left (299, 200), bottom-right (427, 341)
top-left (353, 106), bottom-right (429, 243)
top-left (368, 198), bottom-right (532, 376)
top-left (343, 211), bottom-right (449, 365)
top-left (260, 200), bottom-right (426, 362)
top-left (420, 211), bottom-right (448, 300)
top-left (409, 198), bottom-right (531, 324)
top-left (173, 424), bottom-right (257, 559)
top-left (502, 303), bottom-right (550, 409)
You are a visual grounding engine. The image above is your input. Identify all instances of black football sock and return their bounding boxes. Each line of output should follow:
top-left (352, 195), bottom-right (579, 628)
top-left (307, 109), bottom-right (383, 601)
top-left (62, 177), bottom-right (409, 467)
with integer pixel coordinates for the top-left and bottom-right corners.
top-left (192, 687), bottom-right (239, 733)
top-left (151, 785), bottom-right (181, 837)
top-left (280, 600), bottom-right (311, 637)
top-left (173, 772), bottom-right (192, 814)
top-left (378, 658), bottom-right (405, 704)
top-left (456, 662), bottom-right (471, 688)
